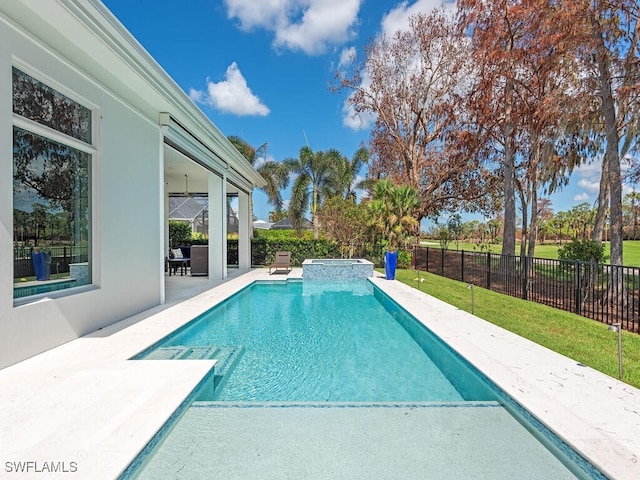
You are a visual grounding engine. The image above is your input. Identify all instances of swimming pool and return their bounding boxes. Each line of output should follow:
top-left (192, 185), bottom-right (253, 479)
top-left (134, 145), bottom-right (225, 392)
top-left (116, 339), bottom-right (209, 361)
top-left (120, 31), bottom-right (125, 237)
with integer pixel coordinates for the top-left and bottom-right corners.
top-left (122, 280), bottom-right (605, 479)
top-left (13, 278), bottom-right (76, 299)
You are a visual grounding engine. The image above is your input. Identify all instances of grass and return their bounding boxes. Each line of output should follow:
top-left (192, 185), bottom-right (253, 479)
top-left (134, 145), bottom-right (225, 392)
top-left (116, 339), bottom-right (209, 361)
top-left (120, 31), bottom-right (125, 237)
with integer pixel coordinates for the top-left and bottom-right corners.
top-left (421, 240), bottom-right (640, 267)
top-left (391, 268), bottom-right (640, 389)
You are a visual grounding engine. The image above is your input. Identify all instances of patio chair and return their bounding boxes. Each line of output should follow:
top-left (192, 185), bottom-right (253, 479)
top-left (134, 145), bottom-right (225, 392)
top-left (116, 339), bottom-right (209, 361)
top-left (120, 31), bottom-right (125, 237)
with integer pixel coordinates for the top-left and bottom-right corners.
top-left (269, 251), bottom-right (292, 275)
top-left (167, 248), bottom-right (190, 276)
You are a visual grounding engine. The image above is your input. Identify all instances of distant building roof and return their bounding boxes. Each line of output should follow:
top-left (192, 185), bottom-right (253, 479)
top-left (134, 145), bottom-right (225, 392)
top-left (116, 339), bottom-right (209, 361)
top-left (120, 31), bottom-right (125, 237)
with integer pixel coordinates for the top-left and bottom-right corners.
top-left (253, 220), bottom-right (272, 230)
top-left (271, 217), bottom-right (312, 230)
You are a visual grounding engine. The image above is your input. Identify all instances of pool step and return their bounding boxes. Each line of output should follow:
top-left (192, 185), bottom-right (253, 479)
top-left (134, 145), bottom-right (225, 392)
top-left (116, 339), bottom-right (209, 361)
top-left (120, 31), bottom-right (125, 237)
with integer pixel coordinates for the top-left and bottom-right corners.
top-left (179, 346), bottom-right (221, 360)
top-left (142, 344), bottom-right (245, 397)
top-left (212, 345), bottom-right (245, 393)
top-left (143, 345), bottom-right (219, 360)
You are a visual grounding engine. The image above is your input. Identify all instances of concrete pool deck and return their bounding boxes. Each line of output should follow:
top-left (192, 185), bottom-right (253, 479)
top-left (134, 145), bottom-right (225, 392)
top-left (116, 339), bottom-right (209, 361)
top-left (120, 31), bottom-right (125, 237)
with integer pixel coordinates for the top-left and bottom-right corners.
top-left (0, 268), bottom-right (638, 479)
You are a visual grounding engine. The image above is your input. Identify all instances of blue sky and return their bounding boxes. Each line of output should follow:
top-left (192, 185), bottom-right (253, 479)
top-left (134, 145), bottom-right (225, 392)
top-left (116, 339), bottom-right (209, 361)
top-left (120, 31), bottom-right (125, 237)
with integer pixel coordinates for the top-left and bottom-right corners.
top-left (102, 0), bottom-right (615, 226)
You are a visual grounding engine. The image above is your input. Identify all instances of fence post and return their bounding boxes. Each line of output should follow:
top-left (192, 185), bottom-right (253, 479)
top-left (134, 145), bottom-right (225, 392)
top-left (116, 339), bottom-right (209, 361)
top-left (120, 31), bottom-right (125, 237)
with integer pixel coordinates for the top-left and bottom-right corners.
top-left (461, 250), bottom-right (465, 283)
top-left (486, 252), bottom-right (491, 290)
top-left (426, 247), bottom-right (429, 272)
top-left (521, 256), bottom-right (528, 301)
top-left (574, 260), bottom-right (581, 316)
top-left (441, 248), bottom-right (445, 276)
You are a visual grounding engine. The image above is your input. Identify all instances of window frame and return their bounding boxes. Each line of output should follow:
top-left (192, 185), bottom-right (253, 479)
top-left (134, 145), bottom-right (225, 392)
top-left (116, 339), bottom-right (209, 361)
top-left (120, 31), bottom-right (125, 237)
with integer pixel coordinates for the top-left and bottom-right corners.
top-left (12, 63), bottom-right (98, 305)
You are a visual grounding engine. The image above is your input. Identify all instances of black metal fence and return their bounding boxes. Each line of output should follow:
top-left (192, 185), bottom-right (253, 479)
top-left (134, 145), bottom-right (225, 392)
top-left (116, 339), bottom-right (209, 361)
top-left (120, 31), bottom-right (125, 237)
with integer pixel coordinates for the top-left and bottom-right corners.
top-left (14, 246), bottom-right (89, 279)
top-left (25, 241), bottom-right (633, 333)
top-left (413, 246), bottom-right (639, 333)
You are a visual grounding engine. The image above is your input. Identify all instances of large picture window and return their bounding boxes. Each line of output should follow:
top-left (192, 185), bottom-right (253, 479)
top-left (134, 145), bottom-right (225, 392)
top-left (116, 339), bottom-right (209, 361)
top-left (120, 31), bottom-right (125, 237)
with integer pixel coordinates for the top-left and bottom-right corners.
top-left (12, 67), bottom-right (93, 301)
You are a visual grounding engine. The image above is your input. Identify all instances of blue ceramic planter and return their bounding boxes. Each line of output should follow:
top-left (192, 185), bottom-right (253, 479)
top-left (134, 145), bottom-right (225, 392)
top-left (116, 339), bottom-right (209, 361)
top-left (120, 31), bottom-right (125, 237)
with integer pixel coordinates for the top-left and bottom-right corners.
top-left (385, 250), bottom-right (397, 280)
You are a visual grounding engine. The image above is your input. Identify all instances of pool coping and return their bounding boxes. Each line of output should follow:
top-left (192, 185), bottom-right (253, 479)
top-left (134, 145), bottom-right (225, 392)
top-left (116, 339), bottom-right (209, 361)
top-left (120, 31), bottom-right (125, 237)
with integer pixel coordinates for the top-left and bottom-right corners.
top-left (0, 268), bottom-right (638, 479)
top-left (370, 276), bottom-right (640, 480)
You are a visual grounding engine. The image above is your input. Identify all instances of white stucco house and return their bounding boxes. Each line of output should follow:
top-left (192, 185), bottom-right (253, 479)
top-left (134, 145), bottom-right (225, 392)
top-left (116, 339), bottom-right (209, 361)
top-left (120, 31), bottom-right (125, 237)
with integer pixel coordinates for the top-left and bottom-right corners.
top-left (0, 0), bottom-right (265, 369)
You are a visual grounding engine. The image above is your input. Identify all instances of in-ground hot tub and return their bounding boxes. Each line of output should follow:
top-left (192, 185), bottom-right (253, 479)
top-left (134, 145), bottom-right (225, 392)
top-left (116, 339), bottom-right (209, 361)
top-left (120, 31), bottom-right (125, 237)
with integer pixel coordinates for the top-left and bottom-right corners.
top-left (302, 258), bottom-right (374, 280)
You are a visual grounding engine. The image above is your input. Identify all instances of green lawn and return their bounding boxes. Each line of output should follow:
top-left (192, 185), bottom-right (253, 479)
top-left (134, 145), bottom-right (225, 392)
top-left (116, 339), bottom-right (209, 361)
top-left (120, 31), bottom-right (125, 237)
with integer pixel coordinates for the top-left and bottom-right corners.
top-left (421, 240), bottom-right (640, 267)
top-left (391, 268), bottom-right (640, 388)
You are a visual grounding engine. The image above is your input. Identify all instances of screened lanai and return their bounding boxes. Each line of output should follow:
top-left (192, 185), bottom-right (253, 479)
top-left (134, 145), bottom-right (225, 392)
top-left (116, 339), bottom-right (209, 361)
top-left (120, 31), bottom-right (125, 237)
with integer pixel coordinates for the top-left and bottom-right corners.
top-left (168, 196), bottom-right (239, 235)
top-left (163, 133), bottom-right (253, 287)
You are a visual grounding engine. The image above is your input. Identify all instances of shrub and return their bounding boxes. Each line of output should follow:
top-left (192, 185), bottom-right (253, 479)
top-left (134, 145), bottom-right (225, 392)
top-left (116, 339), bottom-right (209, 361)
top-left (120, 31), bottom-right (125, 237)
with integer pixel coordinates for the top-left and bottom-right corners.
top-left (169, 220), bottom-right (192, 247)
top-left (397, 250), bottom-right (411, 269)
top-left (253, 229), bottom-right (315, 241)
top-left (191, 231), bottom-right (209, 245)
top-left (558, 239), bottom-right (608, 264)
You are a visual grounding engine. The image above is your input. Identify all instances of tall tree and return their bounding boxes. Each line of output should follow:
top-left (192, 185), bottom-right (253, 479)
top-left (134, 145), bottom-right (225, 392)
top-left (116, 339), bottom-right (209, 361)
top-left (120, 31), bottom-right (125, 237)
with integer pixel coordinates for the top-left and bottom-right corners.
top-left (228, 136), bottom-right (289, 217)
top-left (337, 9), bottom-right (495, 223)
top-left (283, 146), bottom-right (342, 239)
top-left (515, 16), bottom-right (591, 258)
top-left (334, 146), bottom-right (370, 201)
top-left (574, 0), bottom-right (640, 267)
top-left (458, 0), bottom-right (524, 258)
top-left (459, 0), bottom-right (561, 258)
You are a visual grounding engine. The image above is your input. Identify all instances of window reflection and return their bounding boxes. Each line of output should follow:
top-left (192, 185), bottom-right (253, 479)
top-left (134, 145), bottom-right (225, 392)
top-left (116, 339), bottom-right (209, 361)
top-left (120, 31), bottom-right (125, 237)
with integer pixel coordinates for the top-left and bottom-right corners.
top-left (12, 68), bottom-right (92, 300)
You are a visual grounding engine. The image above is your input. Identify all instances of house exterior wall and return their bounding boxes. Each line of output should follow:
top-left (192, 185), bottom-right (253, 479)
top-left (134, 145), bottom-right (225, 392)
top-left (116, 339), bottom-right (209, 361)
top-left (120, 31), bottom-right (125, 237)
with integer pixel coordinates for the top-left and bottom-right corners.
top-left (0, 0), bottom-right (265, 370)
top-left (0, 5), bottom-right (162, 368)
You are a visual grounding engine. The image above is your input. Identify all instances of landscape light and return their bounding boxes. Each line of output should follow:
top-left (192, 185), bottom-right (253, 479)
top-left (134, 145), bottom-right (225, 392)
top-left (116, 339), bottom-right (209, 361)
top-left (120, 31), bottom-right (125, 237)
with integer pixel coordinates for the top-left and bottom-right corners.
top-left (608, 323), bottom-right (623, 380)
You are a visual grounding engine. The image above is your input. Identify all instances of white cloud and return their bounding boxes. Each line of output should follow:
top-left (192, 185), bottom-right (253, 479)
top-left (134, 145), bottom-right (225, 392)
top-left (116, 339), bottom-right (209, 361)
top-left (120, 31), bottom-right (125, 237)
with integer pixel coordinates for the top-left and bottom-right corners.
top-left (189, 89), bottom-right (204, 104)
top-left (573, 158), bottom-right (603, 178)
top-left (338, 46), bottom-right (356, 68)
top-left (569, 158), bottom-right (602, 202)
top-left (342, 98), bottom-right (374, 130)
top-left (577, 178), bottom-right (600, 194)
top-left (223, 0), bottom-right (288, 31)
top-left (224, 0), bottom-right (362, 55)
top-left (567, 156), bottom-right (637, 206)
top-left (573, 192), bottom-right (590, 202)
top-left (252, 146), bottom-right (274, 169)
top-left (381, 0), bottom-right (456, 37)
top-left (189, 63), bottom-right (270, 116)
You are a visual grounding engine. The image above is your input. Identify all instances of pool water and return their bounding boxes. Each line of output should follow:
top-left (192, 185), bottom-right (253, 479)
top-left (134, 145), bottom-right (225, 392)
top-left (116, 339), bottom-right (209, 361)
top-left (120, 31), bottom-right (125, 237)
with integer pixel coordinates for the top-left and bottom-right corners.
top-left (124, 280), bottom-right (605, 479)
top-left (13, 278), bottom-right (76, 299)
top-left (142, 280), bottom-right (489, 402)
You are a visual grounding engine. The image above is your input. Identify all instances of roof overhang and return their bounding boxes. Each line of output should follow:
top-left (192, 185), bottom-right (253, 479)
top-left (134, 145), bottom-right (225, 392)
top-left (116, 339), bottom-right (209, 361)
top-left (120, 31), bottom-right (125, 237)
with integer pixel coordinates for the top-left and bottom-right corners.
top-left (2, 0), bottom-right (266, 191)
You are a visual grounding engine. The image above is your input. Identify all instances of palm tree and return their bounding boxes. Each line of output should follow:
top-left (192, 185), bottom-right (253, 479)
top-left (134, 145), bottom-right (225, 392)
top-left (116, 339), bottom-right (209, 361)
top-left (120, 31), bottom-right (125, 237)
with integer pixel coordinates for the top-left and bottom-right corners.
top-left (254, 158), bottom-right (289, 214)
top-left (334, 147), bottom-right (370, 201)
top-left (228, 136), bottom-right (289, 217)
top-left (369, 179), bottom-right (420, 250)
top-left (283, 146), bottom-right (342, 239)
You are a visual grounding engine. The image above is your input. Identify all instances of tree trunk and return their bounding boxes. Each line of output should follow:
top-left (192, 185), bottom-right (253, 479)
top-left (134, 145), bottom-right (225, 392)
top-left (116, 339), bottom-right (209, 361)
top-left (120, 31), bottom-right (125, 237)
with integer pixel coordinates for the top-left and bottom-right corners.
top-left (312, 186), bottom-right (319, 240)
top-left (591, 155), bottom-right (609, 242)
top-left (594, 21), bottom-right (622, 265)
top-left (502, 126), bottom-right (517, 258)
top-left (517, 185), bottom-right (528, 259)
top-left (528, 187), bottom-right (538, 258)
top-left (633, 197), bottom-right (638, 240)
top-left (590, 9), bottom-right (625, 313)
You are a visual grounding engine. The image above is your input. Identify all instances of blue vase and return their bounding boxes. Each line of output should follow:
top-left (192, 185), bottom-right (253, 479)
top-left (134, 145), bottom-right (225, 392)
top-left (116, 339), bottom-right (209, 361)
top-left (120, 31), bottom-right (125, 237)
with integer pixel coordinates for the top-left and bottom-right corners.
top-left (32, 251), bottom-right (51, 281)
top-left (385, 250), bottom-right (397, 280)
